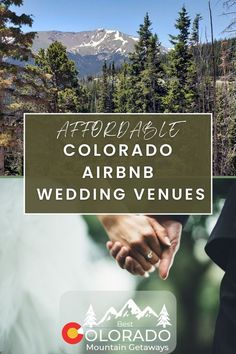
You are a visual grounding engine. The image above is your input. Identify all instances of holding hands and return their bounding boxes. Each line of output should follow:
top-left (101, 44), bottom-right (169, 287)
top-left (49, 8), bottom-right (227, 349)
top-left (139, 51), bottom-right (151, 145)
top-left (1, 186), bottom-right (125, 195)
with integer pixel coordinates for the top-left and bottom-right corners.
top-left (98, 215), bottom-right (182, 280)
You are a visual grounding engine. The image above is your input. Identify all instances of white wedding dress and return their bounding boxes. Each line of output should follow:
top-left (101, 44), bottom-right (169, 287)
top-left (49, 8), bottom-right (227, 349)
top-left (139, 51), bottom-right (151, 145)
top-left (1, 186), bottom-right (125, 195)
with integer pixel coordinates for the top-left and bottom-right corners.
top-left (0, 179), bottom-right (134, 354)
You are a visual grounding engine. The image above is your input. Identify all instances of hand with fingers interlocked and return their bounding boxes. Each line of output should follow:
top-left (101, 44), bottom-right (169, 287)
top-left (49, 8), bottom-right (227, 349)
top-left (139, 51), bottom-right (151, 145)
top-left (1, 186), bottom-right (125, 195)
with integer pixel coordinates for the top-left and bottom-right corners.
top-left (98, 215), bottom-right (182, 279)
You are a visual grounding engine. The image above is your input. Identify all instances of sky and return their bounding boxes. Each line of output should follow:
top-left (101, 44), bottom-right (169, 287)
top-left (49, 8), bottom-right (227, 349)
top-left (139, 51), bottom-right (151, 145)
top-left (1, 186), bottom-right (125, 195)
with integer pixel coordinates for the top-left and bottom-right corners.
top-left (14, 0), bottom-right (233, 47)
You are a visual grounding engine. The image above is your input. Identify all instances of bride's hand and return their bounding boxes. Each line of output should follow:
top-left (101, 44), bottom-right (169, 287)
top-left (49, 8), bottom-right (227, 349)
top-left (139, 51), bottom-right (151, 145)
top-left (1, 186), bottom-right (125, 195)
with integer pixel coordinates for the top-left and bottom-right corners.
top-left (98, 215), bottom-right (171, 272)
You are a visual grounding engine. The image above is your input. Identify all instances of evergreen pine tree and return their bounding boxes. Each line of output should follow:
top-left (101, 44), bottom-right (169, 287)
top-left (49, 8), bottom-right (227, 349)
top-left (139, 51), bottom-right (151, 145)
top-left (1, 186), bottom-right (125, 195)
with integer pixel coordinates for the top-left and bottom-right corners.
top-left (114, 63), bottom-right (129, 112)
top-left (35, 42), bottom-right (78, 90)
top-left (0, 0), bottom-right (35, 174)
top-left (109, 61), bottom-right (116, 112)
top-left (126, 13), bottom-right (153, 112)
top-left (190, 14), bottom-right (202, 45)
top-left (35, 41), bottom-right (86, 112)
top-left (0, 0), bottom-right (35, 62)
top-left (131, 13), bottom-right (153, 73)
top-left (165, 6), bottom-right (197, 112)
top-left (190, 14), bottom-right (203, 112)
top-left (98, 61), bottom-right (112, 112)
top-left (140, 34), bottom-right (166, 112)
top-left (126, 13), bottom-right (165, 112)
top-left (156, 305), bottom-right (172, 329)
top-left (83, 305), bottom-right (97, 328)
top-left (87, 77), bottom-right (99, 112)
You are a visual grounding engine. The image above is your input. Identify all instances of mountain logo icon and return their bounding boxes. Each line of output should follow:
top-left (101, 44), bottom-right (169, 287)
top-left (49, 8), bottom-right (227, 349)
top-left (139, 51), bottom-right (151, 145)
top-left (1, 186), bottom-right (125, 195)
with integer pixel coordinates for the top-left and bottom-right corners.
top-left (83, 299), bottom-right (170, 328)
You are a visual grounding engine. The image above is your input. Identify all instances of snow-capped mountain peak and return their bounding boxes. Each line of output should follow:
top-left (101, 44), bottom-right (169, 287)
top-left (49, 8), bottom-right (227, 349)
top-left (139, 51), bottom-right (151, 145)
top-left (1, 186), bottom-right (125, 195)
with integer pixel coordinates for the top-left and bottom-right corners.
top-left (97, 306), bottom-right (118, 325)
top-left (33, 29), bottom-right (138, 56)
top-left (116, 299), bottom-right (141, 318)
top-left (136, 306), bottom-right (159, 320)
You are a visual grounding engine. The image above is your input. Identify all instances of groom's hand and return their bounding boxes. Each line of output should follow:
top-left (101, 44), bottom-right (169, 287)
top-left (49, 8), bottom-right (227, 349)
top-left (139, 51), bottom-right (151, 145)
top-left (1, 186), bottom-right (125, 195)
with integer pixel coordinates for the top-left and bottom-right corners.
top-left (98, 215), bottom-right (171, 272)
top-left (156, 219), bottom-right (182, 279)
top-left (107, 218), bottom-right (182, 280)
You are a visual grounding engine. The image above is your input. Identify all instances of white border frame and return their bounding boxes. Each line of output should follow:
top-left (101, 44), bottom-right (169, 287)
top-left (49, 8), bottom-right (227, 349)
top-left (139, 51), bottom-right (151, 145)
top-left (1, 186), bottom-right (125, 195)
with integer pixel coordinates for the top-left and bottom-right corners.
top-left (23, 113), bottom-right (213, 216)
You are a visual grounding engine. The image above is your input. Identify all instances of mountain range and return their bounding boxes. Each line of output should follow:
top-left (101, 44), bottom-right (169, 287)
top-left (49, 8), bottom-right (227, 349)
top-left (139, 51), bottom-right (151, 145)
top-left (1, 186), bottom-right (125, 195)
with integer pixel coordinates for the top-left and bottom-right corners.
top-left (32, 29), bottom-right (139, 77)
top-left (7, 29), bottom-right (168, 77)
top-left (96, 299), bottom-right (159, 325)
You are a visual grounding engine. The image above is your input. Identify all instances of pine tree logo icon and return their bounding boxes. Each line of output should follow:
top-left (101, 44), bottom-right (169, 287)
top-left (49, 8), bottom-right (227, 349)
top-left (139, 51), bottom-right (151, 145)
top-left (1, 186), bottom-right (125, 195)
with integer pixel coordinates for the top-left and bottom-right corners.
top-left (156, 305), bottom-right (172, 329)
top-left (83, 305), bottom-right (98, 328)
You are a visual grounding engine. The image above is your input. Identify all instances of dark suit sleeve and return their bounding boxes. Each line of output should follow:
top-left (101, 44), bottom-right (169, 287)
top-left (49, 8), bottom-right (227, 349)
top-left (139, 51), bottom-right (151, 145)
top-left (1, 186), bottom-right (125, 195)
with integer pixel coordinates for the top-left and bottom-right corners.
top-left (170, 215), bottom-right (189, 226)
top-left (205, 180), bottom-right (236, 271)
top-left (213, 178), bottom-right (235, 200)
